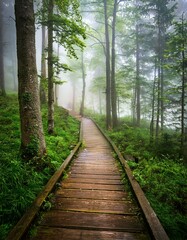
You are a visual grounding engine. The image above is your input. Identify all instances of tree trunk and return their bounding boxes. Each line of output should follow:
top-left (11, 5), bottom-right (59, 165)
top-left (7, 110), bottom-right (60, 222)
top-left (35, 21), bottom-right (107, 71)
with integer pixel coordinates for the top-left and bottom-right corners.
top-left (48, 0), bottom-right (54, 134)
top-left (40, 1), bottom-right (47, 104)
top-left (99, 88), bottom-right (102, 115)
top-left (15, 0), bottom-right (46, 159)
top-left (72, 80), bottom-right (76, 112)
top-left (103, 0), bottom-right (111, 129)
top-left (0, 1), bottom-right (6, 96)
top-left (135, 23), bottom-right (140, 126)
top-left (156, 12), bottom-right (162, 140)
top-left (111, 0), bottom-right (118, 128)
top-left (80, 51), bottom-right (86, 116)
top-left (132, 87), bottom-right (136, 125)
top-left (12, 42), bottom-right (18, 92)
top-left (150, 58), bottom-right (157, 143)
top-left (160, 59), bottom-right (164, 131)
top-left (54, 43), bottom-right (60, 105)
top-left (9, 0), bottom-right (17, 92)
top-left (181, 13), bottom-right (186, 158)
top-left (156, 3), bottom-right (166, 134)
top-left (155, 63), bottom-right (160, 140)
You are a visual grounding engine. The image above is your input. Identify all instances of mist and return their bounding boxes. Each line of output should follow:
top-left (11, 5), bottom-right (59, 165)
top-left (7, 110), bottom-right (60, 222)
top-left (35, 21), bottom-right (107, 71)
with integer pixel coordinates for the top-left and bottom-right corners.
top-left (1, 0), bottom-right (187, 125)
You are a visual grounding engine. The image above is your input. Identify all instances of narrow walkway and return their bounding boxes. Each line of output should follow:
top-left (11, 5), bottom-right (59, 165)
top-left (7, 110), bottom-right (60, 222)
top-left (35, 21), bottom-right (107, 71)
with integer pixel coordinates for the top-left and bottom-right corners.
top-left (30, 118), bottom-right (150, 240)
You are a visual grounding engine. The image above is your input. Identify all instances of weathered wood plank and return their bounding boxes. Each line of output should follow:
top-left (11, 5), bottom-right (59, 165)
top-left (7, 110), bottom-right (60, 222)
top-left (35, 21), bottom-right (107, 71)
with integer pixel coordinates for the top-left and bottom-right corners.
top-left (55, 189), bottom-right (128, 201)
top-left (63, 177), bottom-right (123, 185)
top-left (70, 169), bottom-right (119, 175)
top-left (74, 161), bottom-right (115, 165)
top-left (73, 163), bottom-right (116, 167)
top-left (61, 182), bottom-right (124, 191)
top-left (40, 211), bottom-right (145, 232)
top-left (69, 173), bottom-right (121, 180)
top-left (52, 198), bottom-right (138, 214)
top-left (31, 227), bottom-right (149, 240)
top-left (70, 165), bottom-right (118, 171)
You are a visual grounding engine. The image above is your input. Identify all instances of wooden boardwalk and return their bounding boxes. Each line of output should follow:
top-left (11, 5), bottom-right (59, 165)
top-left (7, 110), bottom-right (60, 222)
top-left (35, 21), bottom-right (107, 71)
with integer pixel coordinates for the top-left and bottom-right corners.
top-left (29, 118), bottom-right (150, 240)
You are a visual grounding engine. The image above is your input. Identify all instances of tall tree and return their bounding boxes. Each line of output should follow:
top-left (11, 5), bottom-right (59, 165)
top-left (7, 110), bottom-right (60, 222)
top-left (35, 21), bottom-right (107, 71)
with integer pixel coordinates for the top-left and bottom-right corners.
top-left (180, 14), bottom-right (187, 156)
top-left (111, 0), bottom-right (118, 128)
top-left (148, 0), bottom-right (175, 137)
top-left (165, 15), bottom-right (187, 160)
top-left (0, 1), bottom-right (5, 96)
top-left (38, 0), bottom-right (86, 133)
top-left (40, 0), bottom-right (47, 104)
top-left (135, 22), bottom-right (140, 126)
top-left (104, 0), bottom-right (111, 129)
top-left (15, 0), bottom-right (46, 159)
top-left (47, 0), bottom-right (54, 134)
top-left (80, 51), bottom-right (86, 116)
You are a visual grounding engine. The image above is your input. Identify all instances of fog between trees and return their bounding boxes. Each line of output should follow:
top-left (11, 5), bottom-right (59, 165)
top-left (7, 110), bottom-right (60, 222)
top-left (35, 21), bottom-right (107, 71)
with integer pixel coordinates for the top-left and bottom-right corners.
top-left (0, 0), bottom-right (187, 159)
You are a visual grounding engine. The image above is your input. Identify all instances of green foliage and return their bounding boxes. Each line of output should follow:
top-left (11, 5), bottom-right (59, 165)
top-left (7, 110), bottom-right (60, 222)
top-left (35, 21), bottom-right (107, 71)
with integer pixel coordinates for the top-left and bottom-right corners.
top-left (108, 124), bottom-right (151, 160)
top-left (0, 94), bottom-right (80, 239)
top-left (52, 54), bottom-right (72, 76)
top-left (165, 17), bottom-right (187, 74)
top-left (37, 0), bottom-right (86, 59)
top-left (133, 158), bottom-right (187, 240)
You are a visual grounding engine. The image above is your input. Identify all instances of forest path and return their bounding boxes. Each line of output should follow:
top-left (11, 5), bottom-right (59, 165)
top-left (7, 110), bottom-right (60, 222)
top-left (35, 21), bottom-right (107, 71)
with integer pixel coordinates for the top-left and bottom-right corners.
top-left (30, 118), bottom-right (150, 240)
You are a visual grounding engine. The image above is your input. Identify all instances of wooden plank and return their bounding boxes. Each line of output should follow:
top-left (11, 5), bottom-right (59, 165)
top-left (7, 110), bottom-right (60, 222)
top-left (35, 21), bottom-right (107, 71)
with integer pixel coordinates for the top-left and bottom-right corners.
top-left (70, 169), bottom-right (119, 175)
top-left (30, 227), bottom-right (149, 240)
top-left (40, 211), bottom-right (145, 232)
top-left (61, 182), bottom-right (124, 191)
top-left (64, 177), bottom-right (123, 185)
top-left (55, 189), bottom-right (129, 201)
top-left (71, 165), bottom-right (118, 171)
top-left (72, 163), bottom-right (118, 169)
top-left (52, 198), bottom-right (138, 215)
top-left (78, 153), bottom-right (114, 158)
top-left (69, 173), bottom-right (121, 180)
top-left (74, 161), bottom-right (115, 166)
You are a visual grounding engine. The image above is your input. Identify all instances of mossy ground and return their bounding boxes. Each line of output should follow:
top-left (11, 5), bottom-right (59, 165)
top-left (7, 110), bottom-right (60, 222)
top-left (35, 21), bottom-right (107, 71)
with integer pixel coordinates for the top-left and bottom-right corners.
top-left (0, 94), bottom-right (80, 239)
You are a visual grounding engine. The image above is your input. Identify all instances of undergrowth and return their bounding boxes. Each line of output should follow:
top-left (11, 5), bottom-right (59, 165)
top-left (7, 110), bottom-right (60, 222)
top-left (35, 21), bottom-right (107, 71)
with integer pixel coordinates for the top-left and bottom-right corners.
top-left (0, 94), bottom-right (79, 239)
top-left (90, 113), bottom-right (187, 240)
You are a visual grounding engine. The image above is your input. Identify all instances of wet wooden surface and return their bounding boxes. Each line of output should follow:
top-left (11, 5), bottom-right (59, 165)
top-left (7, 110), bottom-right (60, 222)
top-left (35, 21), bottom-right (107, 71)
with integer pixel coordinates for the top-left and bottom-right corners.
top-left (29, 118), bottom-right (150, 240)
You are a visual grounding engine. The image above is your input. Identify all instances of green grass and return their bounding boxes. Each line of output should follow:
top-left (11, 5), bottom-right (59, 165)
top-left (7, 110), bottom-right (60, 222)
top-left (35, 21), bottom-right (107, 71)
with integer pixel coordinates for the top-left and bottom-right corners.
top-left (129, 158), bottom-right (187, 240)
top-left (0, 94), bottom-right (80, 239)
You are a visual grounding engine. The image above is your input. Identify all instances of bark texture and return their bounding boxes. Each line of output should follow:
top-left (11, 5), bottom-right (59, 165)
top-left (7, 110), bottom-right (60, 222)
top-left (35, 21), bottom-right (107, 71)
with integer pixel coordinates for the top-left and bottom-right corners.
top-left (47, 0), bottom-right (54, 134)
top-left (80, 52), bottom-right (86, 116)
top-left (104, 0), bottom-right (111, 129)
top-left (111, 0), bottom-right (118, 128)
top-left (15, 0), bottom-right (46, 159)
top-left (0, 1), bottom-right (5, 96)
top-left (40, 20), bottom-right (47, 104)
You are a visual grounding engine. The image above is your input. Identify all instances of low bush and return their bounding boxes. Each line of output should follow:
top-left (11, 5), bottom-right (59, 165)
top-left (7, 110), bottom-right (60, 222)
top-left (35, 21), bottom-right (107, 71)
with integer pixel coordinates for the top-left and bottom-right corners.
top-left (132, 158), bottom-right (187, 239)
